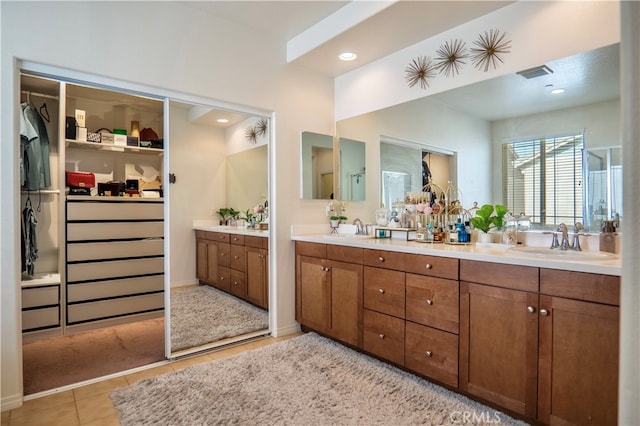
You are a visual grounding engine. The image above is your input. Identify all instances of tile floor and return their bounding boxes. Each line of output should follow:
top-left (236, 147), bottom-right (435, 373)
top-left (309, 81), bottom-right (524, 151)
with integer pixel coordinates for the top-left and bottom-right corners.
top-left (2, 334), bottom-right (298, 426)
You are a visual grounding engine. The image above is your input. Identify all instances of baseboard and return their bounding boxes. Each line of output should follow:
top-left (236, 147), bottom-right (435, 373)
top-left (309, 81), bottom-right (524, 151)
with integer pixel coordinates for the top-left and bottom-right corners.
top-left (1, 392), bottom-right (23, 412)
top-left (272, 322), bottom-right (301, 338)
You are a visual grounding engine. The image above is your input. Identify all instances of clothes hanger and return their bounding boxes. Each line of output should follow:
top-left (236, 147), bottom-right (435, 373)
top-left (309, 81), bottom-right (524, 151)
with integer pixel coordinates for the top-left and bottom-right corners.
top-left (39, 102), bottom-right (50, 122)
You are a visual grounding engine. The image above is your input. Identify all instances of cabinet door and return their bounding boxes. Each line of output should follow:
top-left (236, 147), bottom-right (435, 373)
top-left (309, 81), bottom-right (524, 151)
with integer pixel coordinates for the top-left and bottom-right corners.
top-left (460, 282), bottom-right (538, 418)
top-left (538, 295), bottom-right (619, 425)
top-left (206, 241), bottom-right (219, 286)
top-left (328, 260), bottom-right (363, 348)
top-left (196, 239), bottom-right (208, 282)
top-left (246, 246), bottom-right (267, 308)
top-left (296, 255), bottom-right (329, 333)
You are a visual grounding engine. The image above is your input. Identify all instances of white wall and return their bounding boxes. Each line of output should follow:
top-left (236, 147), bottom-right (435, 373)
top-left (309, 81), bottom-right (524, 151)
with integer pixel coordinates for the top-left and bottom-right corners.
top-left (1, 1), bottom-right (335, 408)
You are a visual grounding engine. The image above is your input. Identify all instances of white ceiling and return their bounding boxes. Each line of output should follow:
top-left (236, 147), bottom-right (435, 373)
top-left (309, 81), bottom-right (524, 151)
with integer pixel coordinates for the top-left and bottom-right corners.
top-left (182, 1), bottom-right (620, 122)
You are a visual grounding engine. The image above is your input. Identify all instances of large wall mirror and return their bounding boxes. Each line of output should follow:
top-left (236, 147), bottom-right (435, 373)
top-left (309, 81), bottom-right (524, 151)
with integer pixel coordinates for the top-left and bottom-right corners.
top-left (169, 100), bottom-right (269, 356)
top-left (337, 43), bottom-right (620, 232)
top-left (300, 131), bottom-right (334, 199)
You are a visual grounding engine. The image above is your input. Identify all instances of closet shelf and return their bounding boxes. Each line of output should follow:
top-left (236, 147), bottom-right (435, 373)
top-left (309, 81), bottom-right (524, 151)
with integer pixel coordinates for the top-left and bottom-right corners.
top-left (21, 189), bottom-right (60, 195)
top-left (66, 139), bottom-right (163, 156)
top-left (21, 272), bottom-right (61, 288)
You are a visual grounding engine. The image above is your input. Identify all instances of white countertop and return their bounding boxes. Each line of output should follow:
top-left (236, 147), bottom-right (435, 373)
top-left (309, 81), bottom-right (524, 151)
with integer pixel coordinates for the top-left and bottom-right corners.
top-left (193, 220), bottom-right (269, 237)
top-left (291, 225), bottom-right (621, 276)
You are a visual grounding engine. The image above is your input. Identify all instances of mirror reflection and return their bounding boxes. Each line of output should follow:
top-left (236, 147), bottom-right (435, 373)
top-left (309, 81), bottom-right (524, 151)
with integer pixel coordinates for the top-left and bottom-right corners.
top-left (585, 146), bottom-right (622, 232)
top-left (339, 137), bottom-right (366, 201)
top-left (300, 131), bottom-right (334, 199)
top-left (169, 100), bottom-right (269, 355)
top-left (337, 43), bottom-right (620, 233)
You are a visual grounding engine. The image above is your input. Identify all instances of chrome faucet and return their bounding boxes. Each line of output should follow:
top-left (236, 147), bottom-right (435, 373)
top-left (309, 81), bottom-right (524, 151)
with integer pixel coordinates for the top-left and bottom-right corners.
top-left (557, 223), bottom-right (570, 250)
top-left (353, 218), bottom-right (365, 235)
top-left (571, 222), bottom-right (585, 251)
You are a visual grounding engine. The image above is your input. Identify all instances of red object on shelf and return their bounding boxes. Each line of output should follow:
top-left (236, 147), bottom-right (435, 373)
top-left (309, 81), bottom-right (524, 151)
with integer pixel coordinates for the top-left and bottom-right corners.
top-left (65, 171), bottom-right (95, 188)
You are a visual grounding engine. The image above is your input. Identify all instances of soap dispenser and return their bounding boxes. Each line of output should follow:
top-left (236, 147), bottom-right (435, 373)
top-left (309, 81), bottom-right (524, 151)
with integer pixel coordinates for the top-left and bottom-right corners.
top-left (599, 220), bottom-right (616, 253)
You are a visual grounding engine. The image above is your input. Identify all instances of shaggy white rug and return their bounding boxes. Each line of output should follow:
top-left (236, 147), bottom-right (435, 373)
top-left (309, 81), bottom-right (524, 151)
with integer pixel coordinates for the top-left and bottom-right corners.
top-left (112, 333), bottom-right (527, 425)
top-left (170, 285), bottom-right (268, 351)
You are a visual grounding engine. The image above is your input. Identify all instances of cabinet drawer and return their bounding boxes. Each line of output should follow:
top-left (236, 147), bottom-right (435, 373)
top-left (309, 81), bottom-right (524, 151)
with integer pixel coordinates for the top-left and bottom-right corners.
top-left (67, 257), bottom-right (164, 282)
top-left (230, 269), bottom-right (246, 298)
top-left (230, 244), bottom-right (245, 271)
top-left (67, 238), bottom-right (163, 262)
top-left (363, 266), bottom-right (405, 318)
top-left (207, 232), bottom-right (229, 243)
top-left (406, 274), bottom-right (459, 334)
top-left (246, 235), bottom-right (268, 249)
top-left (295, 241), bottom-right (326, 258)
top-left (230, 234), bottom-right (245, 245)
top-left (23, 307), bottom-right (59, 331)
top-left (67, 201), bottom-right (163, 221)
top-left (363, 309), bottom-right (405, 366)
top-left (363, 249), bottom-right (405, 271)
top-left (215, 266), bottom-right (231, 293)
top-left (67, 275), bottom-right (164, 302)
top-left (67, 221), bottom-right (164, 241)
top-left (217, 243), bottom-right (231, 267)
top-left (67, 292), bottom-right (163, 324)
top-left (405, 254), bottom-right (458, 280)
top-left (405, 322), bottom-right (458, 388)
top-left (540, 269), bottom-right (620, 306)
top-left (327, 245), bottom-right (363, 264)
top-left (460, 259), bottom-right (538, 292)
top-left (22, 285), bottom-right (59, 308)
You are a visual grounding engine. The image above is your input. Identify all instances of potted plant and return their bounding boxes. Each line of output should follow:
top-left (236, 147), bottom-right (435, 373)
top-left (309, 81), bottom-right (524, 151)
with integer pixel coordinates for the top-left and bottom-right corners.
top-left (493, 204), bottom-right (508, 230)
top-left (329, 215), bottom-right (342, 228)
top-left (216, 207), bottom-right (230, 225)
top-left (470, 204), bottom-right (495, 243)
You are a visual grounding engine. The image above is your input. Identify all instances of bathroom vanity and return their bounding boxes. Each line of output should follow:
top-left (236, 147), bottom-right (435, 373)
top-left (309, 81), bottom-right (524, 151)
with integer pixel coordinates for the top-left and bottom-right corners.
top-left (292, 230), bottom-right (621, 425)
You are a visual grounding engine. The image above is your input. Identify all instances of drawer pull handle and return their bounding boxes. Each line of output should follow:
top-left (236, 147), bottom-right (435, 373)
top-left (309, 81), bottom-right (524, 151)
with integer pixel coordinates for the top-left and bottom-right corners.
top-left (378, 256), bottom-right (385, 262)
top-left (233, 281), bottom-right (238, 286)
top-left (220, 253), bottom-right (225, 257)
top-left (234, 256), bottom-right (239, 260)
top-left (378, 288), bottom-right (385, 294)
top-left (425, 263), bottom-right (433, 269)
top-left (527, 306), bottom-right (536, 313)
top-left (220, 276), bottom-right (224, 281)
top-left (425, 351), bottom-right (432, 358)
top-left (379, 334), bottom-right (385, 339)
top-left (540, 309), bottom-right (549, 316)
top-left (426, 299), bottom-right (433, 305)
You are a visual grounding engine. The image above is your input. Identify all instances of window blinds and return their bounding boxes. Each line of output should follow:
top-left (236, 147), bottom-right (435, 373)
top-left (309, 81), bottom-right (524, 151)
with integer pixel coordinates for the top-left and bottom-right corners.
top-left (502, 134), bottom-right (583, 226)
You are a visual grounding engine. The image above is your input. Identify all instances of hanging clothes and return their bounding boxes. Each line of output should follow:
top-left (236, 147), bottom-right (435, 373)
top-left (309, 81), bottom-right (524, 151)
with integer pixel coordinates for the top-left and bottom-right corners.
top-left (21, 198), bottom-right (38, 276)
top-left (20, 102), bottom-right (51, 190)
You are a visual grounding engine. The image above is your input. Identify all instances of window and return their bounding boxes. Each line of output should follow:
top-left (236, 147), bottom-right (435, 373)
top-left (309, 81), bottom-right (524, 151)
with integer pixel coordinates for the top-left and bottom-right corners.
top-left (502, 133), bottom-right (583, 227)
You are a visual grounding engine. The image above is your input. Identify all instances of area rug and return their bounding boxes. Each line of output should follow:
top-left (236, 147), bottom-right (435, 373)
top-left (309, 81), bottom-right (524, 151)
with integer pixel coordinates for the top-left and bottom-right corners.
top-left (112, 332), bottom-right (527, 425)
top-left (170, 285), bottom-right (269, 351)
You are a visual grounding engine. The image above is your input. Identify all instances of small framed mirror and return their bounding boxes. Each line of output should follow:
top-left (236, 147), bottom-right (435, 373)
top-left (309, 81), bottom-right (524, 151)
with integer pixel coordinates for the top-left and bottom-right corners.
top-left (300, 131), bottom-right (334, 200)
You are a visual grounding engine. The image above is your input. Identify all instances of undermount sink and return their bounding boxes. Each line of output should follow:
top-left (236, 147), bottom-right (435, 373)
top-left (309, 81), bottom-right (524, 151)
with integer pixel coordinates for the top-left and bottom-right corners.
top-left (322, 233), bottom-right (373, 240)
top-left (509, 246), bottom-right (617, 261)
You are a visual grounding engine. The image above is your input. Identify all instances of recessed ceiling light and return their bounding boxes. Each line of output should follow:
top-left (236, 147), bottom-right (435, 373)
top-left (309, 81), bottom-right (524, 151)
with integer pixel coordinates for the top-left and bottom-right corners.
top-left (339, 52), bottom-right (357, 61)
top-left (550, 88), bottom-right (565, 95)
top-left (217, 118), bottom-right (229, 123)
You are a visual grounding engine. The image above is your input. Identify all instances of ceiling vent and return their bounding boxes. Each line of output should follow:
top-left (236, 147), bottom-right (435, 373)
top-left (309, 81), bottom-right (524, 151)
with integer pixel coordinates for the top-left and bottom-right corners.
top-left (516, 65), bottom-right (554, 79)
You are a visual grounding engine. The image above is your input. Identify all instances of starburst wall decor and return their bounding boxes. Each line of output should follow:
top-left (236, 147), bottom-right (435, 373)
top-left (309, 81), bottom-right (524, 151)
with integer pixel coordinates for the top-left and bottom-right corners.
top-left (435, 39), bottom-right (468, 77)
top-left (471, 29), bottom-right (511, 72)
top-left (245, 118), bottom-right (268, 144)
top-left (405, 56), bottom-right (437, 90)
top-left (245, 126), bottom-right (258, 144)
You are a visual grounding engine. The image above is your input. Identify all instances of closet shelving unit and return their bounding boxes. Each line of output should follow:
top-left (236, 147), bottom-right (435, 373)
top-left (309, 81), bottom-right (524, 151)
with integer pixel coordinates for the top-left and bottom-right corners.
top-left (20, 72), bottom-right (166, 341)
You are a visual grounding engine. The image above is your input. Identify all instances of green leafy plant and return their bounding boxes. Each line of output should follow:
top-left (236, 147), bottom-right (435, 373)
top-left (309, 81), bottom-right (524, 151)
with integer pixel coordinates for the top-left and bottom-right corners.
top-left (330, 215), bottom-right (348, 222)
top-left (470, 204), bottom-right (494, 234)
top-left (493, 204), bottom-right (508, 230)
top-left (216, 208), bottom-right (230, 220)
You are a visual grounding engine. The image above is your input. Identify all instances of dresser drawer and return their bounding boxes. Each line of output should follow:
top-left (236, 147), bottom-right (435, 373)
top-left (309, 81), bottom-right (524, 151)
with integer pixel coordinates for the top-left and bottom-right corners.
top-left (67, 201), bottom-right (163, 221)
top-left (67, 238), bottom-right (163, 262)
top-left (230, 269), bottom-right (247, 298)
top-left (230, 234), bottom-right (245, 245)
top-left (67, 275), bottom-right (164, 302)
top-left (67, 257), bottom-right (164, 282)
top-left (67, 221), bottom-right (164, 241)
top-left (406, 274), bottom-right (459, 334)
top-left (214, 266), bottom-right (231, 293)
top-left (405, 321), bottom-right (458, 388)
top-left (217, 243), bottom-right (231, 267)
top-left (230, 244), bottom-right (246, 271)
top-left (363, 249), bottom-right (405, 271)
top-left (22, 285), bottom-right (59, 308)
top-left (460, 259), bottom-right (538, 292)
top-left (23, 306), bottom-right (59, 331)
top-left (405, 254), bottom-right (458, 280)
top-left (363, 266), bottom-right (405, 318)
top-left (363, 309), bottom-right (405, 366)
top-left (67, 293), bottom-right (163, 324)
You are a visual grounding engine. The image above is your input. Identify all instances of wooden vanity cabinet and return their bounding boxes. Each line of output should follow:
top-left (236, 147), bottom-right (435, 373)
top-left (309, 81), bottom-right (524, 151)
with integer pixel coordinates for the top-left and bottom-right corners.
top-left (537, 269), bottom-right (620, 425)
top-left (295, 242), bottom-right (363, 348)
top-left (245, 235), bottom-right (269, 309)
